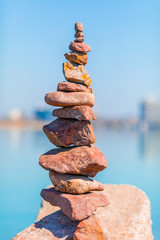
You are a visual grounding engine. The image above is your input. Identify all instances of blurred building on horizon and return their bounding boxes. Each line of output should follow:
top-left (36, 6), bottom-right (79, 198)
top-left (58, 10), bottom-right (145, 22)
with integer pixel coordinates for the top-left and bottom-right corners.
top-left (8, 108), bottom-right (23, 122)
top-left (139, 95), bottom-right (160, 130)
top-left (1, 95), bottom-right (160, 131)
top-left (34, 108), bottom-right (53, 121)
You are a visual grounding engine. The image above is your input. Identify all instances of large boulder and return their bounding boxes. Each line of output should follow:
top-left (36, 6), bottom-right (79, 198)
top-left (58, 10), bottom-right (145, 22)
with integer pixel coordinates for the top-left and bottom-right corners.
top-left (12, 185), bottom-right (153, 240)
top-left (37, 185), bottom-right (154, 240)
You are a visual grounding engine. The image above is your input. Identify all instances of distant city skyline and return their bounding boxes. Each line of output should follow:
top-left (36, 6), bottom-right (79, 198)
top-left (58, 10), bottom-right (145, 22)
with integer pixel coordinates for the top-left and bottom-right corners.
top-left (1, 0), bottom-right (160, 118)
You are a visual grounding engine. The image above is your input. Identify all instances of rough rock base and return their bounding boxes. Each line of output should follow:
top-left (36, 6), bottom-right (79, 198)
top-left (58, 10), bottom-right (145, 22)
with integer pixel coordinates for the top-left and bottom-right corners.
top-left (37, 185), bottom-right (153, 240)
top-left (12, 185), bottom-right (153, 240)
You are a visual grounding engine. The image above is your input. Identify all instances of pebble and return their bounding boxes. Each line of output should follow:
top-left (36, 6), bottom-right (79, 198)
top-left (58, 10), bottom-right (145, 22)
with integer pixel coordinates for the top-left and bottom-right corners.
top-left (75, 31), bottom-right (84, 38)
top-left (75, 37), bottom-right (84, 43)
top-left (69, 41), bottom-right (91, 53)
top-left (75, 22), bottom-right (84, 32)
top-left (49, 171), bottom-right (104, 194)
top-left (57, 81), bottom-right (92, 93)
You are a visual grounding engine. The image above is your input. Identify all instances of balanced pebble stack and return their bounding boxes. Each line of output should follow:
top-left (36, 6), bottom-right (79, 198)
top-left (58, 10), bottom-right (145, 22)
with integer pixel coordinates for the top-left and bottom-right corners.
top-left (39, 22), bottom-right (110, 239)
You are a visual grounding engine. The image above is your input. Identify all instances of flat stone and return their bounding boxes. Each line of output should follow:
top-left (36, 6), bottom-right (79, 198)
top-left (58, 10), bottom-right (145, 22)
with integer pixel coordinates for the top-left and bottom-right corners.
top-left (64, 52), bottom-right (88, 65)
top-left (43, 119), bottom-right (95, 147)
top-left (12, 210), bottom-right (79, 240)
top-left (75, 32), bottom-right (84, 38)
top-left (75, 37), bottom-right (84, 43)
top-left (49, 171), bottom-right (104, 194)
top-left (37, 185), bottom-right (154, 240)
top-left (52, 106), bottom-right (95, 120)
top-left (63, 62), bottom-right (91, 87)
top-left (41, 187), bottom-right (110, 221)
top-left (57, 81), bottom-right (92, 93)
top-left (39, 145), bottom-right (107, 177)
top-left (75, 22), bottom-right (84, 32)
top-left (69, 41), bottom-right (91, 53)
top-left (73, 215), bottom-right (111, 240)
top-left (45, 91), bottom-right (95, 107)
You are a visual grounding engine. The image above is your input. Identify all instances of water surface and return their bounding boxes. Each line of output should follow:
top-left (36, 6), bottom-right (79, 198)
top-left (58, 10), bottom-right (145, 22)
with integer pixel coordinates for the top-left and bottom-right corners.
top-left (0, 128), bottom-right (159, 239)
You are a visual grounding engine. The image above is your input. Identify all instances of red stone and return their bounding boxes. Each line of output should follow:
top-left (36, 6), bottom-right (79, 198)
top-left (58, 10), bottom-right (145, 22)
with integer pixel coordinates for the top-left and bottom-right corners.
top-left (45, 91), bottom-right (95, 107)
top-left (75, 31), bottom-right (84, 38)
top-left (75, 22), bottom-right (84, 32)
top-left (69, 41), bottom-right (91, 53)
top-left (41, 187), bottom-right (110, 221)
top-left (43, 119), bottom-right (95, 147)
top-left (52, 106), bottom-right (95, 120)
top-left (57, 82), bottom-right (92, 93)
top-left (73, 215), bottom-right (109, 240)
top-left (39, 144), bottom-right (107, 177)
top-left (37, 185), bottom-right (153, 240)
top-left (75, 37), bottom-right (84, 43)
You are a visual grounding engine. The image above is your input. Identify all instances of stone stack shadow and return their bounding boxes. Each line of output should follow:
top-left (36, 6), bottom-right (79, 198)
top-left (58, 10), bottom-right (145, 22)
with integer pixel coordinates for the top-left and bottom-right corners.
top-left (39, 22), bottom-right (110, 239)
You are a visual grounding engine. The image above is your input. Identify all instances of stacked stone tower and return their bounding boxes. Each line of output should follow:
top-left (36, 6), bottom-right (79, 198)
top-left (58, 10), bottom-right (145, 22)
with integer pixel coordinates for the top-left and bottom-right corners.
top-left (39, 22), bottom-right (110, 239)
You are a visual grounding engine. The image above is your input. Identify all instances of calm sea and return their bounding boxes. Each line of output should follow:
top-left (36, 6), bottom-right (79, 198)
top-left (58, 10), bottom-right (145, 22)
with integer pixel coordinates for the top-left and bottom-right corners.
top-left (0, 127), bottom-right (160, 239)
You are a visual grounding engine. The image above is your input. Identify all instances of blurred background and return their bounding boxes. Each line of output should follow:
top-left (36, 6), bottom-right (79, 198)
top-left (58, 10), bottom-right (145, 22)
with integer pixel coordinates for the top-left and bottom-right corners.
top-left (0, 0), bottom-right (160, 239)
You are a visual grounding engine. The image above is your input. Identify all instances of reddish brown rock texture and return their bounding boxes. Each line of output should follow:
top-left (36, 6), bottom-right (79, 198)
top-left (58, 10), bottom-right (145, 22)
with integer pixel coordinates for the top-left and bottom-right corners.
top-left (39, 145), bottom-right (107, 177)
top-left (52, 106), bottom-right (95, 120)
top-left (69, 41), bottom-right (91, 53)
top-left (63, 62), bottom-right (91, 87)
top-left (57, 82), bottom-right (92, 93)
top-left (12, 22), bottom-right (110, 239)
top-left (13, 185), bottom-right (153, 240)
top-left (75, 37), bottom-right (84, 43)
top-left (12, 211), bottom-right (110, 240)
top-left (12, 211), bottom-right (79, 240)
top-left (45, 91), bottom-right (95, 107)
top-left (75, 22), bottom-right (84, 32)
top-left (75, 32), bottom-right (84, 38)
top-left (43, 119), bottom-right (95, 147)
top-left (73, 215), bottom-right (109, 240)
top-left (49, 171), bottom-right (104, 194)
top-left (64, 52), bottom-right (88, 65)
top-left (41, 187), bottom-right (110, 221)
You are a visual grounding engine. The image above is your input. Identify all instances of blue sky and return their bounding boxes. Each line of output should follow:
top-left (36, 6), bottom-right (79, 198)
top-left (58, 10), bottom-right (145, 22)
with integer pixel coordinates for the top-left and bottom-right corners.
top-left (1, 0), bottom-right (160, 118)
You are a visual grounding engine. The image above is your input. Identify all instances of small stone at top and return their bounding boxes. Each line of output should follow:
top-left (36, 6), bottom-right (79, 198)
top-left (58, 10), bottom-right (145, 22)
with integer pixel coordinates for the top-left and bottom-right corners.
top-left (75, 22), bottom-right (84, 32)
top-left (75, 31), bottom-right (84, 38)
